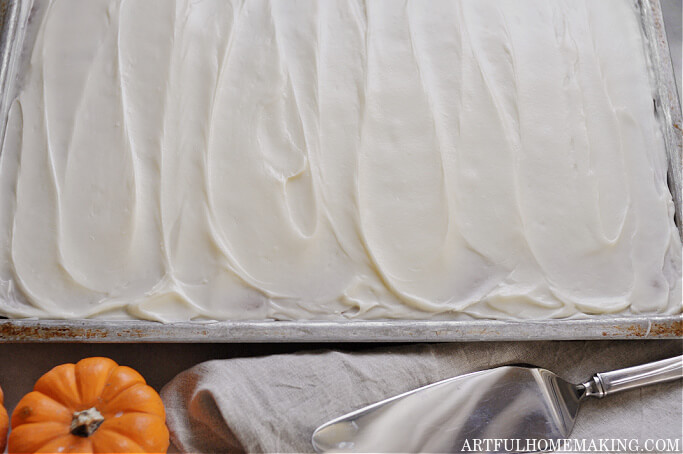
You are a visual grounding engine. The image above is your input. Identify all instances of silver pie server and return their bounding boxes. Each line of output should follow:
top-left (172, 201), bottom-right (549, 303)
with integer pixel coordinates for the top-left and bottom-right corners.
top-left (312, 355), bottom-right (682, 453)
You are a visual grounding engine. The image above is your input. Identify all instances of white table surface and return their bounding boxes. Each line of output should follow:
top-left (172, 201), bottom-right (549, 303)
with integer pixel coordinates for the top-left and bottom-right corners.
top-left (0, 2), bottom-right (681, 452)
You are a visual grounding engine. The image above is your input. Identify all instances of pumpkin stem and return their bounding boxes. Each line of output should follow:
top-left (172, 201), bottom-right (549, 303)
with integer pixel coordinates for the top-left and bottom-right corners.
top-left (70, 407), bottom-right (105, 437)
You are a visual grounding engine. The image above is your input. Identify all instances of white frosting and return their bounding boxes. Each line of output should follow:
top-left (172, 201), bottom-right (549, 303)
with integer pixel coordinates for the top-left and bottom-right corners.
top-left (0, 0), bottom-right (680, 321)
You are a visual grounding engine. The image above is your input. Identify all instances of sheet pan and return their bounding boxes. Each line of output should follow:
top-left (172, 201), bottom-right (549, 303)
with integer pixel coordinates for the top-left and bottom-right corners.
top-left (0, 0), bottom-right (681, 342)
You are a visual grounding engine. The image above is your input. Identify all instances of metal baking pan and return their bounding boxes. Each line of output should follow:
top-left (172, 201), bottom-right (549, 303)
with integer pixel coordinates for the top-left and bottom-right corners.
top-left (0, 0), bottom-right (681, 342)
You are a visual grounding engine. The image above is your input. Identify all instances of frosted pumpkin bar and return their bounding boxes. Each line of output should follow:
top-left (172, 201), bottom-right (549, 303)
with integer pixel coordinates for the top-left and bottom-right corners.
top-left (0, 0), bottom-right (680, 322)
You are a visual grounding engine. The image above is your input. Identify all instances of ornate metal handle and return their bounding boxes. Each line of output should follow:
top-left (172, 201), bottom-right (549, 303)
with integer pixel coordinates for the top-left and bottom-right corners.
top-left (583, 355), bottom-right (682, 398)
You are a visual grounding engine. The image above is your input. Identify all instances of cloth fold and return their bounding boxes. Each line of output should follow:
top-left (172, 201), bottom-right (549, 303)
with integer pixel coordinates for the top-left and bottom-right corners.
top-left (161, 341), bottom-right (682, 453)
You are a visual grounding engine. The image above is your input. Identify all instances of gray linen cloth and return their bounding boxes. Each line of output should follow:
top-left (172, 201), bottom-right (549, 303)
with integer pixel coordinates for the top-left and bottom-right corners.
top-left (161, 341), bottom-right (682, 453)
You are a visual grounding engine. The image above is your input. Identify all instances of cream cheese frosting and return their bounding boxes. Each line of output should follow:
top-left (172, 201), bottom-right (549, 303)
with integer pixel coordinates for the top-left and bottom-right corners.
top-left (0, 0), bottom-right (680, 321)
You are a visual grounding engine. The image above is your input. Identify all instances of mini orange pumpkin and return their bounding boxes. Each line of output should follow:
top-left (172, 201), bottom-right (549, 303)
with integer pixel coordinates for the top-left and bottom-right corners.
top-left (9, 357), bottom-right (169, 453)
top-left (0, 384), bottom-right (9, 452)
